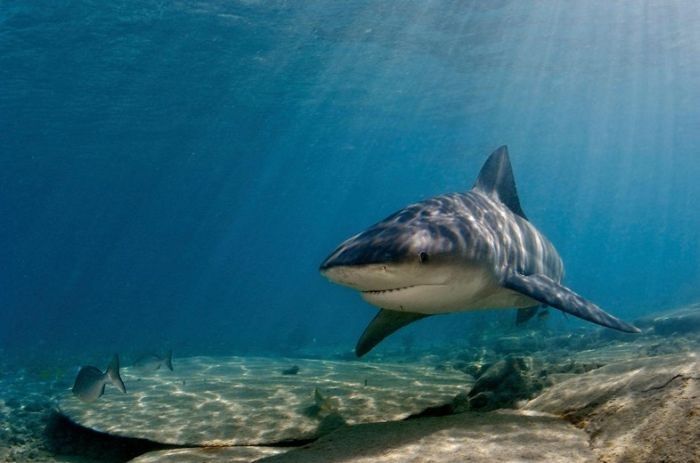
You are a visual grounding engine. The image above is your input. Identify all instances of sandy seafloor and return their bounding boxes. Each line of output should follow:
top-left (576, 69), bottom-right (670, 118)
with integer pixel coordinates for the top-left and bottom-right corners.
top-left (1, 304), bottom-right (699, 463)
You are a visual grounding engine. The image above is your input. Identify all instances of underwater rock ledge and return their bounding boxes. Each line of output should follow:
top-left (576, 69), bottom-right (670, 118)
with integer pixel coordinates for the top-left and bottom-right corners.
top-left (126, 345), bottom-right (699, 462)
top-left (9, 305), bottom-right (696, 462)
top-left (525, 352), bottom-right (700, 463)
top-left (131, 410), bottom-right (594, 463)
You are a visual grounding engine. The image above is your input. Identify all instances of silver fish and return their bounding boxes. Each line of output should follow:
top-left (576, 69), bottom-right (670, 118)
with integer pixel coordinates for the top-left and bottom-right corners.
top-left (132, 350), bottom-right (173, 371)
top-left (72, 354), bottom-right (126, 402)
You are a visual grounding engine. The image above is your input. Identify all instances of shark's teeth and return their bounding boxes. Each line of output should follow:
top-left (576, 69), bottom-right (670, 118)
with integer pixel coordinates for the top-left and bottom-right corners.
top-left (362, 286), bottom-right (415, 295)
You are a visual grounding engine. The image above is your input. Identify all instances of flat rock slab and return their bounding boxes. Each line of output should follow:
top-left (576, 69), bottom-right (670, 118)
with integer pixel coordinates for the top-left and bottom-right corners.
top-left (59, 356), bottom-right (469, 446)
top-left (255, 410), bottom-right (594, 463)
top-left (129, 411), bottom-right (592, 463)
top-left (130, 447), bottom-right (287, 463)
top-left (525, 352), bottom-right (700, 463)
top-left (526, 352), bottom-right (698, 413)
top-left (635, 303), bottom-right (700, 335)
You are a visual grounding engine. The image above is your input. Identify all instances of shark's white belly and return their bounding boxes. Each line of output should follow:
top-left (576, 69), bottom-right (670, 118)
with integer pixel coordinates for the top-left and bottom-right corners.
top-left (360, 265), bottom-right (537, 314)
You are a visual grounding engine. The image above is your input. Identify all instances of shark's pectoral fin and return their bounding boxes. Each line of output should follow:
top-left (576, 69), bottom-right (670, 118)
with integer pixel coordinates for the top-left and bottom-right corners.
top-left (503, 273), bottom-right (641, 333)
top-left (356, 309), bottom-right (430, 357)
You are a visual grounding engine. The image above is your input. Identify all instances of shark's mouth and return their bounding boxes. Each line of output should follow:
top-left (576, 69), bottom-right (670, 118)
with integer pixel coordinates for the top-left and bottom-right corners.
top-left (361, 285), bottom-right (417, 295)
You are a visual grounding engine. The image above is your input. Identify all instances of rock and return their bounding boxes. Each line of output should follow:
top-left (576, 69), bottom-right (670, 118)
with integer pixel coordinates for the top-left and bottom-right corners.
top-left (493, 334), bottom-right (543, 353)
top-left (130, 446), bottom-right (288, 462)
top-left (466, 391), bottom-right (494, 410)
top-left (59, 356), bottom-right (470, 446)
top-left (254, 410), bottom-right (594, 463)
top-left (525, 352), bottom-right (700, 463)
top-left (548, 359), bottom-right (604, 375)
top-left (23, 402), bottom-right (45, 413)
top-left (567, 340), bottom-right (652, 365)
top-left (464, 363), bottom-right (485, 378)
top-left (453, 347), bottom-right (497, 365)
top-left (281, 365), bottom-right (300, 375)
top-left (549, 333), bottom-right (597, 351)
top-left (641, 339), bottom-right (690, 356)
top-left (635, 304), bottom-right (700, 336)
top-left (595, 328), bottom-right (642, 343)
top-left (128, 406), bottom-right (596, 463)
top-left (463, 355), bottom-right (547, 411)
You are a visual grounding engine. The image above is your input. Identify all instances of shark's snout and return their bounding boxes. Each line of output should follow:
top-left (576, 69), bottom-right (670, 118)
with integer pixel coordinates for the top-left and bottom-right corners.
top-left (319, 241), bottom-right (399, 290)
top-left (318, 249), bottom-right (352, 273)
top-left (319, 247), bottom-right (395, 273)
top-left (320, 230), bottom-right (455, 297)
top-left (320, 229), bottom-right (413, 273)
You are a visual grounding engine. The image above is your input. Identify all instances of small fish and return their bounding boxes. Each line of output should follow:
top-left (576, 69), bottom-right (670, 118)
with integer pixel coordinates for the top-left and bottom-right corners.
top-left (133, 350), bottom-right (173, 371)
top-left (72, 354), bottom-right (126, 403)
top-left (314, 387), bottom-right (339, 413)
top-left (302, 387), bottom-right (340, 418)
top-left (282, 365), bottom-right (300, 375)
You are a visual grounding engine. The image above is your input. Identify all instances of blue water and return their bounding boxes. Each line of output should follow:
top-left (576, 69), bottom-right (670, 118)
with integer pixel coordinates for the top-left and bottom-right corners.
top-left (1, 0), bottom-right (699, 363)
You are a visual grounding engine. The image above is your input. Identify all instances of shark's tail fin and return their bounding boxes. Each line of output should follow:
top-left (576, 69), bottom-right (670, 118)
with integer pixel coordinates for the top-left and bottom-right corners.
top-left (164, 350), bottom-right (174, 371)
top-left (106, 354), bottom-right (127, 394)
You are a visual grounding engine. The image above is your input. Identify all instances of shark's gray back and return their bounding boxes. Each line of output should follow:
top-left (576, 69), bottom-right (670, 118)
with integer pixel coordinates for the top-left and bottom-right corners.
top-left (376, 189), bottom-right (564, 283)
top-left (453, 190), bottom-right (563, 282)
top-left (325, 188), bottom-right (563, 285)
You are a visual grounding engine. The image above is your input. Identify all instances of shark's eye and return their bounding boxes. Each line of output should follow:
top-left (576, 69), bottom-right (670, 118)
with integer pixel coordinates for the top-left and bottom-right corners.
top-left (419, 251), bottom-right (429, 264)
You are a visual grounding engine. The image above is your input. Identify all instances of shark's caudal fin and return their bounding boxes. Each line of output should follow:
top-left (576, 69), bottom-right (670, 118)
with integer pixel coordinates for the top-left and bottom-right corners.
top-left (356, 310), bottom-right (430, 357)
top-left (106, 354), bottom-right (127, 394)
top-left (504, 273), bottom-right (641, 333)
top-left (473, 146), bottom-right (527, 220)
top-left (164, 350), bottom-right (174, 372)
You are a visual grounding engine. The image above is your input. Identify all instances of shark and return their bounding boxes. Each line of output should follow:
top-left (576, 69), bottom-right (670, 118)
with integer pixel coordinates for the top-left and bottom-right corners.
top-left (320, 146), bottom-right (640, 357)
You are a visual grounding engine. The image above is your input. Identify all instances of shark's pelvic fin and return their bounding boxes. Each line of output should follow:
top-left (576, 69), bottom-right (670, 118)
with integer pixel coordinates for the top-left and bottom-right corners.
top-left (473, 145), bottom-right (527, 220)
top-left (515, 306), bottom-right (540, 325)
top-left (504, 273), bottom-right (640, 333)
top-left (356, 309), bottom-right (430, 357)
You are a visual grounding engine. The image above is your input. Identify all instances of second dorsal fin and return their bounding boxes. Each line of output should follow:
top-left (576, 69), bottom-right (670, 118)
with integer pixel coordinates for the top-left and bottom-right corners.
top-left (473, 146), bottom-right (527, 220)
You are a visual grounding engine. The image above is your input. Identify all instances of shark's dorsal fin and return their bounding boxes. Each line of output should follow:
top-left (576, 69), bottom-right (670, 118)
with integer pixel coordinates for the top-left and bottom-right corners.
top-left (473, 146), bottom-right (527, 220)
